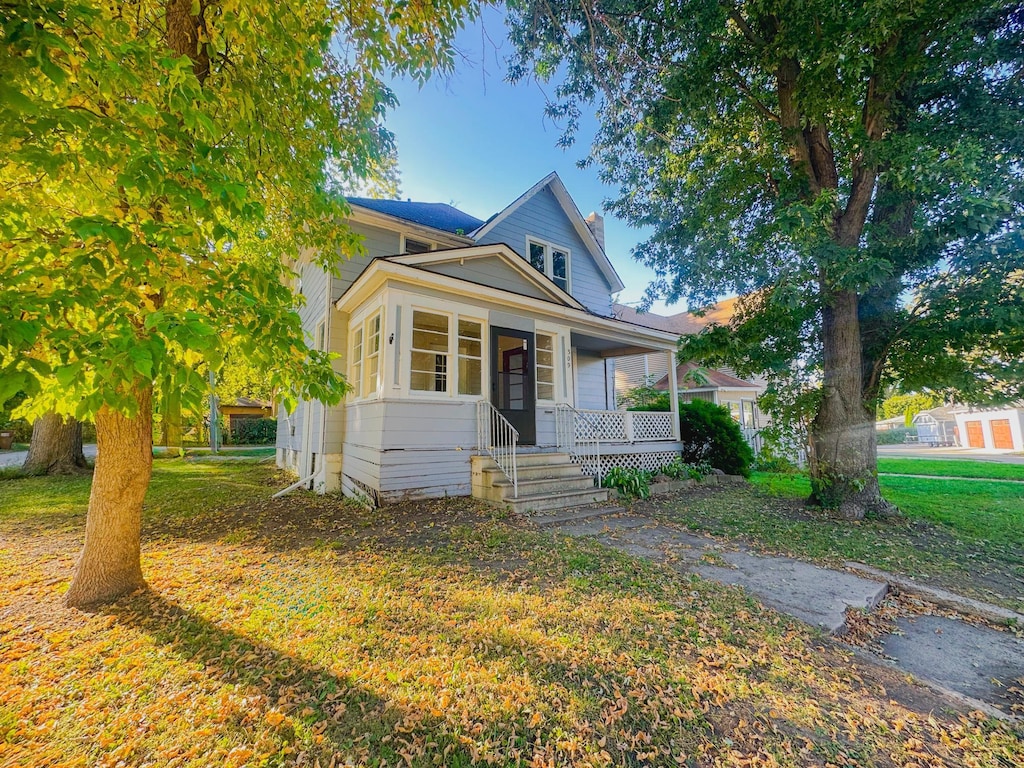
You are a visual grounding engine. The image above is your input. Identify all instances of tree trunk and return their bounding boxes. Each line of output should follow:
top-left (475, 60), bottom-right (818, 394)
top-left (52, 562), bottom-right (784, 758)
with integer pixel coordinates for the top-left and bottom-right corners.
top-left (21, 413), bottom-right (90, 475)
top-left (161, 386), bottom-right (182, 448)
top-left (809, 289), bottom-right (900, 519)
top-left (64, 383), bottom-right (153, 608)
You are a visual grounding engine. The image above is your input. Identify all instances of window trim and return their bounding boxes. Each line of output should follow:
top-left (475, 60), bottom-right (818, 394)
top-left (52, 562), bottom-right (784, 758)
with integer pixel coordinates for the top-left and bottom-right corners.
top-left (400, 234), bottom-right (436, 255)
top-left (534, 331), bottom-right (557, 403)
top-left (524, 237), bottom-right (572, 293)
top-left (406, 305), bottom-right (487, 400)
top-left (409, 308), bottom-right (451, 395)
top-left (348, 309), bottom-right (383, 402)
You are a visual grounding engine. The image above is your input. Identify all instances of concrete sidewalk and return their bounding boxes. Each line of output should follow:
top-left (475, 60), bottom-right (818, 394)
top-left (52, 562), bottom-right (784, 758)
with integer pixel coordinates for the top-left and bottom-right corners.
top-left (534, 506), bottom-right (1024, 720)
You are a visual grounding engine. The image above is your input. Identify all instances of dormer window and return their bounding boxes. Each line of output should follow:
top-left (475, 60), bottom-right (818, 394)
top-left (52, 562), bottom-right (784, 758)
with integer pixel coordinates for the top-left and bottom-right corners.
top-left (402, 236), bottom-right (432, 254)
top-left (526, 238), bottom-right (571, 292)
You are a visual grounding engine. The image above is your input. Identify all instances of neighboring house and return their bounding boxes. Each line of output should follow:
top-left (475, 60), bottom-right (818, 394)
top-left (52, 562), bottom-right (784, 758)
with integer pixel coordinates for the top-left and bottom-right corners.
top-left (611, 302), bottom-right (768, 429)
top-left (911, 407), bottom-right (957, 447)
top-left (220, 398), bottom-right (273, 439)
top-left (276, 173), bottom-right (684, 508)
top-left (952, 405), bottom-right (1024, 451)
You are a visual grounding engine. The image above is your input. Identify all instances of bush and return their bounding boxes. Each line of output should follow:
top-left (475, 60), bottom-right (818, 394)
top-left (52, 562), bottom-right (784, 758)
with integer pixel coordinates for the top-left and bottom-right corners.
top-left (678, 400), bottom-right (753, 477)
top-left (601, 467), bottom-right (653, 499)
top-left (876, 426), bottom-right (913, 445)
top-left (231, 417), bottom-right (277, 445)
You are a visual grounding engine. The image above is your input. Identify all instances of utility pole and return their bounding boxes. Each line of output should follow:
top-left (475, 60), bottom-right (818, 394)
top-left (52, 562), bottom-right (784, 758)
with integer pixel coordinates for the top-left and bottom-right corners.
top-left (208, 368), bottom-right (218, 454)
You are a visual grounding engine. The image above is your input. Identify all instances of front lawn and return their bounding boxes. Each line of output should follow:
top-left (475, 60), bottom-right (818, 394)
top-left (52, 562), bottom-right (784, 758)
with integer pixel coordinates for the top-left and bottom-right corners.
top-left (1, 463), bottom-right (1019, 766)
top-left (645, 472), bottom-right (1024, 613)
top-left (877, 457), bottom-right (1024, 481)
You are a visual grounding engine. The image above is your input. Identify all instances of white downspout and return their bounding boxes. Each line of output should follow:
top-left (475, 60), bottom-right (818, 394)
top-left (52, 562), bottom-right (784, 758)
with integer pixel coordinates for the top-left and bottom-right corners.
top-left (317, 271), bottom-right (333, 491)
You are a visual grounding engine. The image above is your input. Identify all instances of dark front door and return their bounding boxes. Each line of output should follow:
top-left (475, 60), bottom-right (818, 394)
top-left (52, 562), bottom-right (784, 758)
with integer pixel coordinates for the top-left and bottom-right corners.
top-left (491, 326), bottom-right (536, 445)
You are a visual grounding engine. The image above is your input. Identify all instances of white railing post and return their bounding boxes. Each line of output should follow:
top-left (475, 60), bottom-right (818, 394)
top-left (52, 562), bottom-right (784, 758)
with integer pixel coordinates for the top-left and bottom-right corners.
top-left (624, 411), bottom-right (635, 443)
top-left (477, 401), bottom-right (518, 498)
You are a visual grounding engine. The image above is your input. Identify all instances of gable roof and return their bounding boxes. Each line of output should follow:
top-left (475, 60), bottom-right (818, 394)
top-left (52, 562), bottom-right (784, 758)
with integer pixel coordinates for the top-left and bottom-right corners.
top-left (653, 361), bottom-right (761, 392)
top-left (385, 244), bottom-right (586, 310)
top-left (612, 297), bottom-right (741, 336)
top-left (347, 198), bottom-right (484, 235)
top-left (471, 172), bottom-right (625, 293)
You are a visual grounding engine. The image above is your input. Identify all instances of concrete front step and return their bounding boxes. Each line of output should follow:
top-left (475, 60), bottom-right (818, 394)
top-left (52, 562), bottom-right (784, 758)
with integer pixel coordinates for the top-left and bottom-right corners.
top-left (482, 463), bottom-right (587, 482)
top-left (507, 487), bottom-right (611, 514)
top-left (510, 452), bottom-right (573, 468)
top-left (492, 474), bottom-right (598, 499)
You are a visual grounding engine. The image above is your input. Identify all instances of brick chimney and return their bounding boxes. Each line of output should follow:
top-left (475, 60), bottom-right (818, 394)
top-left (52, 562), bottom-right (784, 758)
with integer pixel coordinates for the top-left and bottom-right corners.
top-left (585, 211), bottom-right (605, 250)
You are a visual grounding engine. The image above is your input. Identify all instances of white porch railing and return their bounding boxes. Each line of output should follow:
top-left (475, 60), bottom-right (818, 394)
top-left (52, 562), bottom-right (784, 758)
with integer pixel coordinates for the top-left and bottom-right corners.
top-left (476, 401), bottom-right (519, 498)
top-left (554, 404), bottom-right (603, 487)
top-left (557, 407), bottom-right (676, 444)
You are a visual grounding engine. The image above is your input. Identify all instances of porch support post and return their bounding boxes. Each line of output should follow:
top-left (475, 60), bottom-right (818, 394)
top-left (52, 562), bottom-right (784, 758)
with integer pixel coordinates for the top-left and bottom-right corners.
top-left (667, 349), bottom-right (680, 440)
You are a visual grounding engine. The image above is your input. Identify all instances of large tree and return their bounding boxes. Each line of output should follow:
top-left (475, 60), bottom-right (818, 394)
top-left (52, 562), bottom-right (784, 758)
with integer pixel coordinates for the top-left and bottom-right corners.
top-left (1, 0), bottom-right (474, 606)
top-left (21, 413), bottom-right (89, 475)
top-left (508, 0), bottom-right (1023, 517)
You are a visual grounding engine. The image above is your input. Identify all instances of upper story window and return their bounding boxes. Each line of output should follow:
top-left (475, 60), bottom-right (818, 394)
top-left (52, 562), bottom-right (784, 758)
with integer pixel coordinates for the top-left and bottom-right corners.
top-left (526, 238), bottom-right (570, 292)
top-left (401, 235), bottom-right (433, 254)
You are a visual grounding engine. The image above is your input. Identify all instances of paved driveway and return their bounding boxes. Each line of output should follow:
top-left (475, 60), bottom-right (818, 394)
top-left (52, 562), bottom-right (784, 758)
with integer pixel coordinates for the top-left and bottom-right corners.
top-left (877, 444), bottom-right (1024, 464)
top-left (0, 443), bottom-right (98, 469)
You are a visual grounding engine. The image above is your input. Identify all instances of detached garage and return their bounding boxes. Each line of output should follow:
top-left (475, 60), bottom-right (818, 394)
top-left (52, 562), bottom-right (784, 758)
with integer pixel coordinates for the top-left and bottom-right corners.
top-left (953, 407), bottom-right (1024, 451)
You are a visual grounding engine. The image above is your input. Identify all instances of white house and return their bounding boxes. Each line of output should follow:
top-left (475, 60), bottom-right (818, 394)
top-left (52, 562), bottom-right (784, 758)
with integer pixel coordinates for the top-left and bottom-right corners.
top-left (611, 301), bottom-right (768, 429)
top-left (952, 406), bottom-right (1024, 451)
top-left (276, 173), bottom-right (685, 510)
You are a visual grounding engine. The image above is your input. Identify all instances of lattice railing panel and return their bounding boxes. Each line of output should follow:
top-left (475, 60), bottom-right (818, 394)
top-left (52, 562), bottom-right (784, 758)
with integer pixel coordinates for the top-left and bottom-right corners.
top-left (576, 451), bottom-right (681, 477)
top-left (631, 412), bottom-right (675, 441)
top-left (574, 409), bottom-right (627, 442)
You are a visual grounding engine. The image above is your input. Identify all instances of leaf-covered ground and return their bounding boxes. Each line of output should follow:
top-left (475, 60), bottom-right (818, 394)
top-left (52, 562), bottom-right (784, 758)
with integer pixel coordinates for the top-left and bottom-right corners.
top-left (639, 474), bottom-right (1024, 613)
top-left (1, 462), bottom-right (1021, 767)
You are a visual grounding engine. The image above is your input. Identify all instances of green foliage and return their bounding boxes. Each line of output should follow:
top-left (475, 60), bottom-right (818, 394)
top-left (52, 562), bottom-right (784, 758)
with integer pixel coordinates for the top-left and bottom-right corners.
top-left (0, 0), bottom-right (475, 422)
top-left (875, 427), bottom-right (914, 445)
top-left (508, 0), bottom-right (1023, 507)
top-left (678, 400), bottom-right (753, 478)
top-left (658, 457), bottom-right (711, 481)
top-left (616, 377), bottom-right (668, 410)
top-left (601, 467), bottom-right (652, 500)
top-left (229, 418), bottom-right (277, 446)
top-left (878, 392), bottom-right (942, 424)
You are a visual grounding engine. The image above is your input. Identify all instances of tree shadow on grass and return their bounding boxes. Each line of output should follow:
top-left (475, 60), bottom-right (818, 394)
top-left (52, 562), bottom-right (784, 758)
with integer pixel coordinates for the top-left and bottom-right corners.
top-left (105, 591), bottom-right (476, 766)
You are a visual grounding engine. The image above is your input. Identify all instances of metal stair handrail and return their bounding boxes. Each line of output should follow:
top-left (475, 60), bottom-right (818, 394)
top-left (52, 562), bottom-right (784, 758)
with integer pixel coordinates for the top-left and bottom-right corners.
top-left (476, 400), bottom-right (519, 498)
top-left (554, 403), bottom-right (604, 487)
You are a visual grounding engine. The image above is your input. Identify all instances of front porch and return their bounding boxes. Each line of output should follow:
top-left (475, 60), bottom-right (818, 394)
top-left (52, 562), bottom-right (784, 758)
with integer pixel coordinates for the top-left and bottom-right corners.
top-left (332, 245), bottom-right (684, 505)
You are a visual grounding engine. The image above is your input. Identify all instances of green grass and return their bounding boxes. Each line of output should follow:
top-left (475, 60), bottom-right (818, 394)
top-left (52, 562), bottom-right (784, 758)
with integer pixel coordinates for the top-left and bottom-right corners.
top-left (877, 457), bottom-right (1024, 481)
top-left (653, 472), bottom-right (1024, 612)
top-left (2, 464), bottom-right (1019, 765)
top-left (0, 442), bottom-right (29, 453)
top-left (0, 460), bottom-right (275, 529)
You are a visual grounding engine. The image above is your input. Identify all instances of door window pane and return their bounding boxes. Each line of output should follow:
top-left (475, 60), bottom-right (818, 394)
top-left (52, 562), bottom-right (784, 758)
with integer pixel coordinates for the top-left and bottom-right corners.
top-left (497, 334), bottom-right (529, 411)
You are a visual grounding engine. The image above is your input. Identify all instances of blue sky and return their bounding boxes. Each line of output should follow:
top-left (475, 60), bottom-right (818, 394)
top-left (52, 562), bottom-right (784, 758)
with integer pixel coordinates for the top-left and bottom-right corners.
top-left (382, 6), bottom-right (676, 314)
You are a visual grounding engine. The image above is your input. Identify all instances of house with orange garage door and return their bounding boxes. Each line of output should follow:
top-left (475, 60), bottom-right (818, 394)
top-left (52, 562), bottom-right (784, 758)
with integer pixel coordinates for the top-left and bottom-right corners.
top-left (952, 405), bottom-right (1024, 451)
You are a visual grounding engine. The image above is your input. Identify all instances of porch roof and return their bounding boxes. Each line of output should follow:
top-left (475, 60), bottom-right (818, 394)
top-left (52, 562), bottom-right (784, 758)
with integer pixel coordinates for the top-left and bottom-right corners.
top-left (334, 249), bottom-right (679, 353)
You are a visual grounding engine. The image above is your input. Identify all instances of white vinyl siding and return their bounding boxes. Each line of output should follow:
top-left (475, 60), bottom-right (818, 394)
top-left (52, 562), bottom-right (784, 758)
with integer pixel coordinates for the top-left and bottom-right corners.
top-left (476, 186), bottom-right (614, 316)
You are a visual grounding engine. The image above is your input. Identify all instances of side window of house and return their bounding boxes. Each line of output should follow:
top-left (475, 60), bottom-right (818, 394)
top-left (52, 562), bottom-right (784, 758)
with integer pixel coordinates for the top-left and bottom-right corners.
top-left (527, 239), bottom-right (571, 292)
top-left (536, 333), bottom-right (555, 400)
top-left (457, 319), bottom-right (483, 395)
top-left (350, 326), bottom-right (363, 398)
top-left (403, 237), bottom-right (432, 254)
top-left (365, 313), bottom-right (381, 395)
top-left (411, 311), bottom-right (449, 392)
